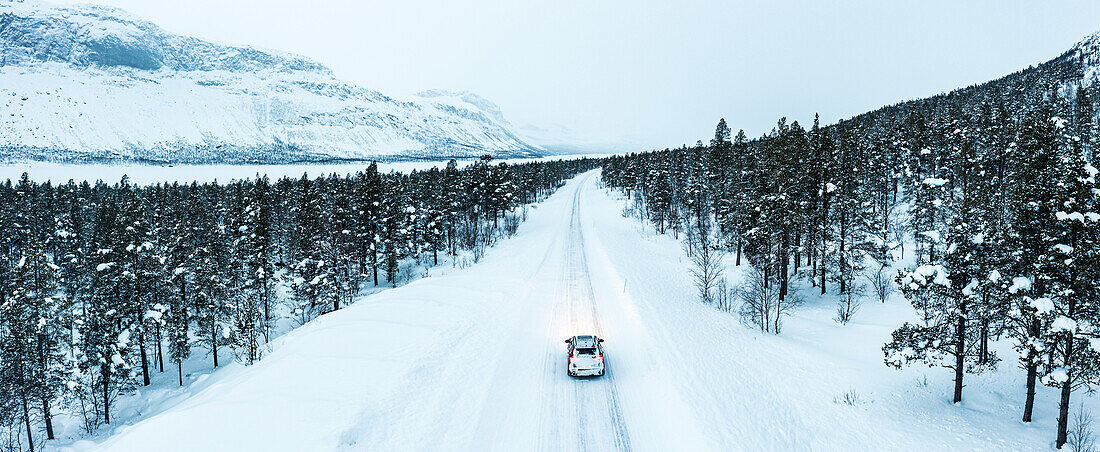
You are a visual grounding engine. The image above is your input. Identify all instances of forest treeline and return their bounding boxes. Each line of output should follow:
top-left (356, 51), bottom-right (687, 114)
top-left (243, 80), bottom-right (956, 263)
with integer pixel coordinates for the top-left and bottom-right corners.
top-left (601, 84), bottom-right (1099, 447)
top-left (0, 157), bottom-right (598, 451)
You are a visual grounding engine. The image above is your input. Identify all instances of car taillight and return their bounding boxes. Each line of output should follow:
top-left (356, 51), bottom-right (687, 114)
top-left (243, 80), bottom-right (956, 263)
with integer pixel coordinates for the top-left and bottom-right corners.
top-left (569, 357), bottom-right (577, 363)
top-left (595, 356), bottom-right (603, 362)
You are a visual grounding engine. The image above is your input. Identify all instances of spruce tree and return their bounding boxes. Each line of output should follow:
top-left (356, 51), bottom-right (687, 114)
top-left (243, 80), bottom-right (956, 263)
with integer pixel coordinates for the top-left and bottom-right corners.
top-left (1005, 103), bottom-right (1068, 423)
top-left (1042, 129), bottom-right (1100, 449)
top-left (82, 192), bottom-right (134, 424)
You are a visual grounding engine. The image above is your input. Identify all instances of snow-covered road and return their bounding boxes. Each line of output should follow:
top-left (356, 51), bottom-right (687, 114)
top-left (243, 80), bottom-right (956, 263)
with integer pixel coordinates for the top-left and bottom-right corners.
top-left (471, 172), bottom-right (634, 450)
top-left (87, 170), bottom-right (1073, 451)
top-left (467, 172), bottom-right (692, 451)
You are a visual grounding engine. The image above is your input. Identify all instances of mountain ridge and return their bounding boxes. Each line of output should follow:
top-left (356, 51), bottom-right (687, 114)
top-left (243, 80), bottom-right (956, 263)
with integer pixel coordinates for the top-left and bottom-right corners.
top-left (835, 28), bottom-right (1100, 136)
top-left (0, 0), bottom-right (542, 164)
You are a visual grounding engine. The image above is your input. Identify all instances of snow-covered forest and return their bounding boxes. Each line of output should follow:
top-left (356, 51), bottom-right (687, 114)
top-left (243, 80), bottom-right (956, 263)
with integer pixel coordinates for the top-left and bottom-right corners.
top-left (0, 157), bottom-right (597, 450)
top-left (602, 72), bottom-right (1100, 447)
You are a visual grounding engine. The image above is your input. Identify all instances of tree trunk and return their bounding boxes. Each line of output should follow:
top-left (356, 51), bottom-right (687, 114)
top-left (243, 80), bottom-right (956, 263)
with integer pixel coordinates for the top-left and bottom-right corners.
top-left (793, 231), bottom-right (801, 272)
top-left (42, 396), bottom-right (54, 439)
top-left (1057, 330), bottom-right (1075, 449)
top-left (139, 330), bottom-right (150, 386)
top-left (102, 363), bottom-right (111, 424)
top-left (982, 319), bottom-right (990, 364)
top-left (372, 256), bottom-right (379, 286)
top-left (820, 191), bottom-right (829, 295)
top-left (779, 258), bottom-right (788, 300)
top-left (262, 275), bottom-right (271, 343)
top-left (22, 389), bottom-right (34, 452)
top-left (953, 312), bottom-right (966, 404)
top-left (763, 266), bottom-right (770, 332)
top-left (820, 263), bottom-right (826, 295)
top-left (838, 226), bottom-right (847, 294)
top-left (1023, 350), bottom-right (1038, 423)
top-left (810, 247), bottom-right (817, 287)
top-left (212, 318), bottom-right (219, 369)
top-left (177, 360), bottom-right (184, 386)
top-left (780, 231), bottom-right (789, 300)
top-left (735, 239), bottom-right (742, 266)
top-left (448, 222), bottom-right (456, 259)
top-left (1057, 370), bottom-right (1072, 448)
top-left (35, 330), bottom-right (55, 439)
top-left (1023, 317), bottom-right (1041, 422)
top-left (156, 321), bottom-right (164, 373)
top-left (774, 294), bottom-right (782, 334)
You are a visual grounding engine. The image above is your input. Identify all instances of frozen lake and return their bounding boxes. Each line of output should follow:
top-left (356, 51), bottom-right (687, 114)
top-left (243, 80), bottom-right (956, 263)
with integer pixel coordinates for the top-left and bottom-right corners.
top-left (0, 154), bottom-right (611, 185)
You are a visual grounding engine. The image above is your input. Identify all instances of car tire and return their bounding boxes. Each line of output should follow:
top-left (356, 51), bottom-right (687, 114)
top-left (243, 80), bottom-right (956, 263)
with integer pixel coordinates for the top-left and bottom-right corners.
top-left (598, 369), bottom-right (604, 376)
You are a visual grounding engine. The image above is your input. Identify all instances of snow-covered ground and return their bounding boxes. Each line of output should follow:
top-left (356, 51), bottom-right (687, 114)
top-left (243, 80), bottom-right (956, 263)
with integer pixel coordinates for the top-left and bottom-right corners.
top-left (64, 170), bottom-right (1096, 451)
top-left (0, 154), bottom-right (613, 185)
top-left (46, 245), bottom-right (485, 450)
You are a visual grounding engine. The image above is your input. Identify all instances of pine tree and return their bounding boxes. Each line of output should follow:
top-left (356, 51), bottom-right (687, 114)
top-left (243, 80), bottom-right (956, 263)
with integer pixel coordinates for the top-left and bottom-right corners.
top-left (81, 191), bottom-right (134, 425)
top-left (646, 160), bottom-right (673, 234)
top-left (355, 163), bottom-right (384, 286)
top-left (2, 227), bottom-right (64, 449)
top-left (189, 188), bottom-right (230, 368)
top-left (708, 118), bottom-right (734, 236)
top-left (1042, 125), bottom-right (1100, 449)
top-left (114, 182), bottom-right (156, 386)
top-left (1004, 103), bottom-right (1068, 423)
top-left (164, 184), bottom-right (193, 385)
top-left (1074, 86), bottom-right (1098, 162)
top-left (242, 177), bottom-right (275, 344)
top-left (885, 131), bottom-right (1001, 402)
top-left (287, 176), bottom-right (332, 324)
top-left (728, 130), bottom-right (752, 265)
top-left (381, 177), bottom-right (407, 287)
top-left (422, 178), bottom-right (448, 265)
top-left (165, 275), bottom-right (190, 386)
top-left (440, 160), bottom-right (463, 259)
top-left (223, 182), bottom-right (261, 364)
top-left (325, 177), bottom-right (358, 312)
top-left (828, 126), bottom-right (874, 321)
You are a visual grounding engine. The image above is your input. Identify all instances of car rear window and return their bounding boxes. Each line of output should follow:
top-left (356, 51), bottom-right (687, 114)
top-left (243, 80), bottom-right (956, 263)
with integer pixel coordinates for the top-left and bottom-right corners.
top-left (574, 348), bottom-right (598, 357)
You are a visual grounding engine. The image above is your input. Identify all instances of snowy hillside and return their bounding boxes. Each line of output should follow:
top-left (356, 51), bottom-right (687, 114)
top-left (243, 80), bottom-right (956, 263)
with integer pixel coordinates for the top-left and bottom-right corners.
top-left (1071, 30), bottom-right (1100, 87)
top-left (0, 0), bottom-right (542, 163)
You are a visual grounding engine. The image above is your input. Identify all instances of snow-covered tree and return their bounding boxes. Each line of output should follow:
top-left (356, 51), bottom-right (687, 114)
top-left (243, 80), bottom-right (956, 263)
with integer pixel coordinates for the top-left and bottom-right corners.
top-left (1041, 133), bottom-right (1100, 449)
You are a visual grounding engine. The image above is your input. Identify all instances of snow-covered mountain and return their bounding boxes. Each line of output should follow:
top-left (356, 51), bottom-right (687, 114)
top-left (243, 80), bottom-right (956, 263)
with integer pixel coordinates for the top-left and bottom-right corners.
top-left (1070, 30), bottom-right (1100, 88)
top-left (0, 0), bottom-right (542, 163)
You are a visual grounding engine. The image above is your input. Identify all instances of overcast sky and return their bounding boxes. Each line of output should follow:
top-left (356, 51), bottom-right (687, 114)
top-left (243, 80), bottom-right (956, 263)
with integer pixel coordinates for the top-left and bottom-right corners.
top-left (56, 0), bottom-right (1100, 150)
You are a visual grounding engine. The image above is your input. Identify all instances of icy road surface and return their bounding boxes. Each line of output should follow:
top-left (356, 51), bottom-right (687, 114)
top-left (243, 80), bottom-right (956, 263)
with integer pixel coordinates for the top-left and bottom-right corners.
top-left (89, 170), bottom-right (1064, 451)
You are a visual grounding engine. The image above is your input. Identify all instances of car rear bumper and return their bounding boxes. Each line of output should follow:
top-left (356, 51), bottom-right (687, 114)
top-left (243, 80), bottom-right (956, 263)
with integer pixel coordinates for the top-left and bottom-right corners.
top-left (570, 366), bottom-right (604, 377)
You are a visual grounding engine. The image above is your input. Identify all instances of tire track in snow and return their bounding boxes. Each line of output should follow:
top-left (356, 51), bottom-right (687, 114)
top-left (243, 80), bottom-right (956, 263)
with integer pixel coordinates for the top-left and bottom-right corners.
top-left (575, 188), bottom-right (632, 452)
top-left (565, 241), bottom-right (589, 452)
top-left (467, 186), bottom-right (570, 451)
top-left (561, 174), bottom-right (633, 452)
top-left (456, 171), bottom-right (634, 451)
top-left (535, 249), bottom-right (568, 452)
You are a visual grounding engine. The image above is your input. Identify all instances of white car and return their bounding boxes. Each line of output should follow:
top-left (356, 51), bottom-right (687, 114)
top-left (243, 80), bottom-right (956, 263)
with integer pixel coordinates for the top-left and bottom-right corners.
top-left (564, 335), bottom-right (605, 377)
